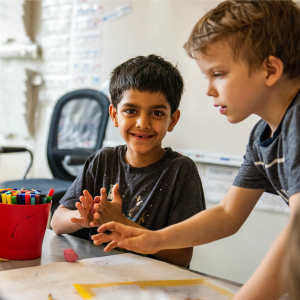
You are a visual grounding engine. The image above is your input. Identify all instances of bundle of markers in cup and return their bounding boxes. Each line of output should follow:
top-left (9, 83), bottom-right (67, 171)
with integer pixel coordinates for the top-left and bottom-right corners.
top-left (0, 188), bottom-right (54, 205)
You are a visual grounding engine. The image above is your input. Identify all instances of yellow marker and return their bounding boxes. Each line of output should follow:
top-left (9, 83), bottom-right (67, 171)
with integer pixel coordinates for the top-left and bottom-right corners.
top-left (0, 258), bottom-right (9, 262)
top-left (7, 194), bottom-right (12, 204)
top-left (48, 293), bottom-right (53, 300)
top-left (1, 194), bottom-right (7, 204)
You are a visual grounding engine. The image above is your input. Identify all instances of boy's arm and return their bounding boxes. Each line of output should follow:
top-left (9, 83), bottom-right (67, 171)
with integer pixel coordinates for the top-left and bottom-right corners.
top-left (51, 205), bottom-right (84, 234)
top-left (232, 192), bottom-right (300, 300)
top-left (94, 186), bottom-right (264, 252)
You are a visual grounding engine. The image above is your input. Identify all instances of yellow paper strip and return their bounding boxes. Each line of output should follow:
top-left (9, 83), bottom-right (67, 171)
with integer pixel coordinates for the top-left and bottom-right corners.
top-left (74, 279), bottom-right (234, 299)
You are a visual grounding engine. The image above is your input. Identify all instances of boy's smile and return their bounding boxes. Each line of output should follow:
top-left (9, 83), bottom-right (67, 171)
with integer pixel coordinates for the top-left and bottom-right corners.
top-left (195, 40), bottom-right (268, 124)
top-left (109, 89), bottom-right (180, 168)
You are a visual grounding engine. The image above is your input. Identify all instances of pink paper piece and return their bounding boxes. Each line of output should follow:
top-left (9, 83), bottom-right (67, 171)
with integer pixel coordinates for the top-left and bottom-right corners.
top-left (63, 248), bottom-right (79, 262)
top-left (90, 205), bottom-right (95, 215)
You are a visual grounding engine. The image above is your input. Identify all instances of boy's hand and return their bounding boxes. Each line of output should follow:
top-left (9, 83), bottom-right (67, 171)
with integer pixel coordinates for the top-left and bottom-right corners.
top-left (71, 190), bottom-right (94, 228)
top-left (91, 221), bottom-right (161, 254)
top-left (90, 184), bottom-right (125, 227)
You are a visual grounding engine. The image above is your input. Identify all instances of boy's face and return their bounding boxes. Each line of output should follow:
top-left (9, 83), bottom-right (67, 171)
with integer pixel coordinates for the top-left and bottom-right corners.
top-left (109, 89), bottom-right (179, 160)
top-left (195, 40), bottom-right (267, 123)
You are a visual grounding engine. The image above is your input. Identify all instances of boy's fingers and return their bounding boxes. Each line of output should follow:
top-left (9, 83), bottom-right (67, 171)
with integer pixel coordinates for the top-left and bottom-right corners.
top-left (90, 220), bottom-right (100, 227)
top-left (94, 196), bottom-right (100, 203)
top-left (91, 232), bottom-right (114, 245)
top-left (104, 241), bottom-right (118, 252)
top-left (98, 221), bottom-right (127, 234)
top-left (79, 196), bottom-right (88, 208)
top-left (94, 203), bottom-right (101, 210)
top-left (83, 189), bottom-right (93, 201)
top-left (75, 201), bottom-right (86, 215)
top-left (94, 212), bottom-right (100, 219)
top-left (112, 183), bottom-right (122, 205)
top-left (71, 217), bottom-right (82, 224)
top-left (100, 187), bottom-right (108, 205)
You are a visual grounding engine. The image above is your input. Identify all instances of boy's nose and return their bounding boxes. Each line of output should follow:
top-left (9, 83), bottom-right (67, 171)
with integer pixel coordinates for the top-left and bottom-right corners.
top-left (136, 114), bottom-right (150, 129)
top-left (206, 83), bottom-right (218, 97)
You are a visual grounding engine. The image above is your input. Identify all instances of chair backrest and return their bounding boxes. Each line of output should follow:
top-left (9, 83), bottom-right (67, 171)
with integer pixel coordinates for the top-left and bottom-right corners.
top-left (47, 89), bottom-right (110, 181)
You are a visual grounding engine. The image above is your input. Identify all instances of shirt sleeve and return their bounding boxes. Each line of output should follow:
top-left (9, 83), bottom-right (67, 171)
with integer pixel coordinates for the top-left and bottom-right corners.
top-left (167, 165), bottom-right (206, 226)
top-left (283, 108), bottom-right (300, 197)
top-left (59, 153), bottom-right (97, 210)
top-left (233, 142), bottom-right (273, 192)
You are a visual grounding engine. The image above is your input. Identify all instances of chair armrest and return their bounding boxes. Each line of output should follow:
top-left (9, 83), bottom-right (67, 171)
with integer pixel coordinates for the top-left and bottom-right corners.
top-left (64, 155), bottom-right (89, 166)
top-left (0, 147), bottom-right (33, 179)
top-left (0, 147), bottom-right (28, 153)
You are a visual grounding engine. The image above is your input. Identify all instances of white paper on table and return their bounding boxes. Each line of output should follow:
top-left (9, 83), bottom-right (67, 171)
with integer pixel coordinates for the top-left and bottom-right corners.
top-left (0, 253), bottom-right (238, 300)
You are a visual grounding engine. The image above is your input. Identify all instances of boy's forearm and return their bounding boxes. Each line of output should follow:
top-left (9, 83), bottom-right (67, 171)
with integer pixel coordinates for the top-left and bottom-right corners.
top-left (151, 248), bottom-right (193, 267)
top-left (157, 204), bottom-right (240, 250)
top-left (156, 187), bottom-right (263, 251)
top-left (51, 205), bottom-right (84, 235)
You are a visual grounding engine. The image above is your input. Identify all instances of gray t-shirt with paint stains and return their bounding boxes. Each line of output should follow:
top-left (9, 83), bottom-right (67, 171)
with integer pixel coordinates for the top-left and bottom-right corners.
top-left (233, 90), bottom-right (300, 206)
top-left (60, 145), bottom-right (205, 238)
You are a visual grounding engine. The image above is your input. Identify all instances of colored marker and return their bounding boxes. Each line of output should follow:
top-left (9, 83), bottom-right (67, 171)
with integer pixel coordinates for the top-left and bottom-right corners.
top-left (46, 196), bottom-right (52, 203)
top-left (1, 193), bottom-right (7, 204)
top-left (22, 193), bottom-right (25, 204)
top-left (25, 194), bottom-right (30, 205)
top-left (6, 194), bottom-right (12, 204)
top-left (30, 194), bottom-right (35, 205)
top-left (17, 193), bottom-right (22, 204)
top-left (48, 188), bottom-right (55, 197)
top-left (41, 194), bottom-right (46, 204)
top-left (35, 194), bottom-right (40, 204)
top-left (11, 196), bottom-right (17, 204)
top-left (0, 258), bottom-right (9, 262)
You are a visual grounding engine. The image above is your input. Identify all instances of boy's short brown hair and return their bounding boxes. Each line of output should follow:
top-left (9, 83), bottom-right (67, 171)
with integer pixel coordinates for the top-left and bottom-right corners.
top-left (184, 0), bottom-right (300, 79)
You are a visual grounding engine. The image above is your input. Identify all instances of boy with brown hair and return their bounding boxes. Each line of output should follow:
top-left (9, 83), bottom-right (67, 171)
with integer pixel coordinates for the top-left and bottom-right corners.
top-left (92, 1), bottom-right (300, 299)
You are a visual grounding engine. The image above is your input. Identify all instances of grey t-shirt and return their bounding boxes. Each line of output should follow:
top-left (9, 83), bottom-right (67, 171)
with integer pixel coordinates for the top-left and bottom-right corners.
top-left (60, 145), bottom-right (205, 236)
top-left (233, 90), bottom-right (300, 205)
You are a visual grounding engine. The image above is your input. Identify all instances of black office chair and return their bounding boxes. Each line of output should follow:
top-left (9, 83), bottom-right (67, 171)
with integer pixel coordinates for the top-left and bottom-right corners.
top-left (0, 89), bottom-right (110, 217)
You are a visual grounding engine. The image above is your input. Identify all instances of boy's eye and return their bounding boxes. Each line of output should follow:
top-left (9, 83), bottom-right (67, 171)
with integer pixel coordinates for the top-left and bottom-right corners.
top-left (152, 111), bottom-right (165, 117)
top-left (123, 108), bottom-right (136, 114)
top-left (213, 73), bottom-right (224, 78)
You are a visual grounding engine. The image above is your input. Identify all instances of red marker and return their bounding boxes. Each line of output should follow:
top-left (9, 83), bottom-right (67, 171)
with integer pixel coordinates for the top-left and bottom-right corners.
top-left (47, 188), bottom-right (55, 197)
top-left (25, 194), bottom-right (30, 205)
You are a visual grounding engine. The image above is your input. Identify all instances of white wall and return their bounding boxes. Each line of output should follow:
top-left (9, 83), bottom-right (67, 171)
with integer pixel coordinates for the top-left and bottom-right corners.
top-left (101, 1), bottom-right (260, 157)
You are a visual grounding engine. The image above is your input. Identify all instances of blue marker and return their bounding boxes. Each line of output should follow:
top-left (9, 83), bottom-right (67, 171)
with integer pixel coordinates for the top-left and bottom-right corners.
top-left (220, 157), bottom-right (230, 161)
top-left (17, 193), bottom-right (22, 205)
top-left (21, 193), bottom-right (25, 205)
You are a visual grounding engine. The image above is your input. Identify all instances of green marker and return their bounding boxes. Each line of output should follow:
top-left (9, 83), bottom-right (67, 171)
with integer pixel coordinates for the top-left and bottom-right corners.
top-left (41, 194), bottom-right (46, 204)
top-left (30, 195), bottom-right (35, 205)
top-left (11, 196), bottom-right (17, 204)
top-left (46, 195), bottom-right (52, 203)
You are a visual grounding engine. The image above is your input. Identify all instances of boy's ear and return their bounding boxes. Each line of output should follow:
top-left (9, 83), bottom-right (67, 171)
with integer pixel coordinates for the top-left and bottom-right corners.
top-left (263, 56), bottom-right (284, 87)
top-left (167, 109), bottom-right (180, 132)
top-left (109, 104), bottom-right (119, 127)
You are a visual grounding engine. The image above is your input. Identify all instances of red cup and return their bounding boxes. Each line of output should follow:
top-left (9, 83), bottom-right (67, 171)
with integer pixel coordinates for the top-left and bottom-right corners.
top-left (0, 202), bottom-right (52, 260)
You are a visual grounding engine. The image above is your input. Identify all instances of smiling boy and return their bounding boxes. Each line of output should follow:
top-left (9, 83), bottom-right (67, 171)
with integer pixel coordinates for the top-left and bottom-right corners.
top-left (91, 1), bottom-right (300, 299)
top-left (51, 54), bottom-right (205, 267)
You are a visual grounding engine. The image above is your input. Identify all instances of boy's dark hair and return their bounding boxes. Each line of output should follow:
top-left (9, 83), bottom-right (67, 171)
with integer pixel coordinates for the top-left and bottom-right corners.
top-left (184, 0), bottom-right (300, 79)
top-left (109, 54), bottom-right (184, 115)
